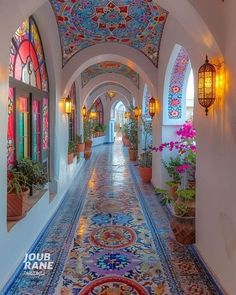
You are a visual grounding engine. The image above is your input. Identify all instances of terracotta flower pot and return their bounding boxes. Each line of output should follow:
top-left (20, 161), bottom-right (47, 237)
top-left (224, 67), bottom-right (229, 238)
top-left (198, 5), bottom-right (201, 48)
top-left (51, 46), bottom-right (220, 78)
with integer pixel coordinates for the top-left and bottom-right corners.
top-left (85, 139), bottom-right (93, 149)
top-left (84, 149), bottom-right (92, 160)
top-left (77, 143), bottom-right (85, 153)
top-left (175, 197), bottom-right (196, 217)
top-left (7, 188), bottom-right (29, 221)
top-left (139, 167), bottom-right (152, 183)
top-left (129, 148), bottom-right (136, 161)
top-left (170, 213), bottom-right (195, 245)
top-left (68, 153), bottom-right (74, 164)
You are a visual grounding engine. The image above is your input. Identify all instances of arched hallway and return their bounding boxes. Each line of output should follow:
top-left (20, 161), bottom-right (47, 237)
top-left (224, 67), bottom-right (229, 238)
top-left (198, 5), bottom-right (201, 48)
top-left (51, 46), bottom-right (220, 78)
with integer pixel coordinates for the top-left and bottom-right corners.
top-left (3, 142), bottom-right (223, 294)
top-left (1, 0), bottom-right (236, 294)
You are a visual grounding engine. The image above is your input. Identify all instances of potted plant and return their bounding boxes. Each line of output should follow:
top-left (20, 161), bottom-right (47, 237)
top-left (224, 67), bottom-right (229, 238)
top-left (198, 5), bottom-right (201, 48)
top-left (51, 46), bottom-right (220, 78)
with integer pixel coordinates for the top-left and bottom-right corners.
top-left (84, 119), bottom-right (93, 150)
top-left (170, 188), bottom-right (196, 244)
top-left (16, 158), bottom-right (48, 195)
top-left (68, 141), bottom-right (75, 164)
top-left (7, 170), bottom-right (29, 221)
top-left (122, 123), bottom-right (130, 147)
top-left (139, 152), bottom-right (152, 183)
top-left (127, 118), bottom-right (138, 161)
top-left (163, 156), bottom-right (182, 200)
top-left (76, 135), bottom-right (85, 153)
top-left (94, 124), bottom-right (100, 137)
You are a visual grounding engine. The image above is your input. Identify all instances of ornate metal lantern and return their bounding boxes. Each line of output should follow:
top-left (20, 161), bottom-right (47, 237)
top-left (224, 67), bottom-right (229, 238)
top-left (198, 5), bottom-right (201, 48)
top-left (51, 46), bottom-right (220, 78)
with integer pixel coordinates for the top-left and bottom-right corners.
top-left (65, 95), bottom-right (72, 114)
top-left (82, 106), bottom-right (87, 119)
top-left (198, 56), bottom-right (216, 116)
top-left (149, 97), bottom-right (156, 118)
top-left (134, 106), bottom-right (142, 119)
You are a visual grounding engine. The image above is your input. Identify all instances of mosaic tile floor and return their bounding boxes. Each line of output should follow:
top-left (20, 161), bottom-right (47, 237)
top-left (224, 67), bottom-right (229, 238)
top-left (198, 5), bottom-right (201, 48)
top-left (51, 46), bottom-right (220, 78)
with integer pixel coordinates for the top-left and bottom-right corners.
top-left (3, 143), bottom-right (224, 295)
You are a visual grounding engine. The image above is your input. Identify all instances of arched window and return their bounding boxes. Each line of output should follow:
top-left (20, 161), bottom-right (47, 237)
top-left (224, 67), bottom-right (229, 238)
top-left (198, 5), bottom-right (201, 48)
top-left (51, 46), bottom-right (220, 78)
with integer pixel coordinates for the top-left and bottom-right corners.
top-left (7, 17), bottom-right (49, 169)
top-left (90, 98), bottom-right (104, 125)
top-left (68, 82), bottom-right (77, 141)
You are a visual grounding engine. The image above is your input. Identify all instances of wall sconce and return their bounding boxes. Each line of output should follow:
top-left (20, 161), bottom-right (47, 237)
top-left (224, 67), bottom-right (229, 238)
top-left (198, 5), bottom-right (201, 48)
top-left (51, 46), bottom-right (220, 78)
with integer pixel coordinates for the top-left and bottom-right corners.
top-left (124, 111), bottom-right (131, 120)
top-left (149, 97), bottom-right (160, 118)
top-left (82, 105), bottom-right (87, 119)
top-left (64, 95), bottom-right (72, 114)
top-left (149, 97), bottom-right (156, 118)
top-left (89, 109), bottom-right (97, 120)
top-left (198, 56), bottom-right (216, 116)
top-left (106, 91), bottom-right (116, 101)
top-left (134, 106), bottom-right (142, 119)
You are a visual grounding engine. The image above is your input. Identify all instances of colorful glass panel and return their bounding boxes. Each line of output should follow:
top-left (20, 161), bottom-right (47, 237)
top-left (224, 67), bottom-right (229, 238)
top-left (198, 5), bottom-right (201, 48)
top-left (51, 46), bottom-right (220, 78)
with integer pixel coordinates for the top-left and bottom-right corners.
top-left (32, 100), bottom-right (41, 161)
top-left (43, 98), bottom-right (49, 150)
top-left (7, 88), bottom-right (15, 167)
top-left (9, 17), bottom-right (48, 92)
top-left (18, 97), bottom-right (29, 159)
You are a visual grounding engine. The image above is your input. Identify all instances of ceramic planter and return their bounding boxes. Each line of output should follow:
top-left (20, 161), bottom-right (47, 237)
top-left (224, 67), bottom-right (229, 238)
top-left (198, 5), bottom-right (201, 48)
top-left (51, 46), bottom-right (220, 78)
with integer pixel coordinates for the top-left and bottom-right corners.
top-left (129, 148), bottom-right (136, 161)
top-left (139, 167), bottom-right (152, 183)
top-left (7, 188), bottom-right (29, 221)
top-left (68, 153), bottom-right (74, 164)
top-left (170, 211), bottom-right (195, 245)
top-left (84, 149), bottom-right (92, 160)
top-left (77, 143), bottom-right (85, 153)
top-left (85, 139), bottom-right (93, 150)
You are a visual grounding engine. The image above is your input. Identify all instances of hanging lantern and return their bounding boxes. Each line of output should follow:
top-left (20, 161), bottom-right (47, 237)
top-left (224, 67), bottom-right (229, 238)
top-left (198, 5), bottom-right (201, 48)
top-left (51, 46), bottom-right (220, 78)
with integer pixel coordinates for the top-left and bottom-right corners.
top-left (82, 106), bottom-right (87, 119)
top-left (89, 109), bottom-right (97, 120)
top-left (134, 106), bottom-right (141, 119)
top-left (106, 91), bottom-right (116, 101)
top-left (65, 95), bottom-right (72, 114)
top-left (149, 97), bottom-right (156, 118)
top-left (198, 56), bottom-right (216, 116)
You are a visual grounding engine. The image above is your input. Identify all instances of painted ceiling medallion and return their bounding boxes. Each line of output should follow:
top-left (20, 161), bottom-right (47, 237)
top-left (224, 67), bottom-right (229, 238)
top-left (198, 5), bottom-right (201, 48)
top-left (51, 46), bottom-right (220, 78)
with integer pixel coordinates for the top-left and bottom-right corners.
top-left (49, 0), bottom-right (168, 67)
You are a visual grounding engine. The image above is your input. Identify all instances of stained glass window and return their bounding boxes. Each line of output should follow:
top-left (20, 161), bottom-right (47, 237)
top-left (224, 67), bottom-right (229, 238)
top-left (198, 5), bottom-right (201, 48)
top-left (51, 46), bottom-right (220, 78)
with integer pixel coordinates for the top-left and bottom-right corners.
top-left (32, 100), bottom-right (41, 161)
top-left (18, 97), bottom-right (29, 159)
top-left (9, 17), bottom-right (49, 92)
top-left (91, 98), bottom-right (104, 125)
top-left (7, 88), bottom-right (15, 168)
top-left (8, 16), bottom-right (49, 168)
top-left (43, 98), bottom-right (49, 150)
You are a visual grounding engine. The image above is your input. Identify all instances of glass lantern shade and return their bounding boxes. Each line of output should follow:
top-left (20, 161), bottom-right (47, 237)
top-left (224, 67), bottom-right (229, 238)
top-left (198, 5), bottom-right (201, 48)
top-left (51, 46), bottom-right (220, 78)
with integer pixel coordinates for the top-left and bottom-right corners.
top-left (65, 96), bottom-right (72, 114)
top-left (149, 97), bottom-right (156, 118)
top-left (198, 56), bottom-right (216, 116)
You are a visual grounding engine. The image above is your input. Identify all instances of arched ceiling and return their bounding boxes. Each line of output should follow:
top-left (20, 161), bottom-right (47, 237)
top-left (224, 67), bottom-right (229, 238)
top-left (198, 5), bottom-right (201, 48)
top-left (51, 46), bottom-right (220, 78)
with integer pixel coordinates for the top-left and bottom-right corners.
top-left (81, 61), bottom-right (139, 88)
top-left (49, 0), bottom-right (168, 67)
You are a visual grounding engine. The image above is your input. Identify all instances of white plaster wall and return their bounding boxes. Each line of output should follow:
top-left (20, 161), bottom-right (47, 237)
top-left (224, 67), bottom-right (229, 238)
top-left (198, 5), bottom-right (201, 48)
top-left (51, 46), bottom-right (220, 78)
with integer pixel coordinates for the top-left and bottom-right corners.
top-left (0, 1), bottom-right (82, 289)
top-left (153, 7), bottom-right (235, 293)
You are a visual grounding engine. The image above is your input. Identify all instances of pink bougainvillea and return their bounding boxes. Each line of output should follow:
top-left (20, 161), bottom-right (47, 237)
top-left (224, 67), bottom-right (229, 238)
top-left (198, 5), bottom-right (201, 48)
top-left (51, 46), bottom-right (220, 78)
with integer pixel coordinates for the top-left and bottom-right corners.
top-left (153, 122), bottom-right (196, 154)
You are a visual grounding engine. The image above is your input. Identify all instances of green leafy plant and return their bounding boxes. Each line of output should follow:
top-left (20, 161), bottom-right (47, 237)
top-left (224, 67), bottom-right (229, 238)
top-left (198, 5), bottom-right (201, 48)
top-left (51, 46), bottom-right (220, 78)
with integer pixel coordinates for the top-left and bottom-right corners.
top-left (75, 134), bottom-right (83, 144)
top-left (7, 170), bottom-right (28, 196)
top-left (154, 188), bottom-right (172, 206)
top-left (16, 159), bottom-right (48, 195)
top-left (127, 118), bottom-right (138, 150)
top-left (141, 118), bottom-right (152, 152)
top-left (174, 202), bottom-right (189, 217)
top-left (84, 119), bottom-right (93, 141)
top-left (163, 156), bottom-right (182, 183)
top-left (176, 189), bottom-right (195, 201)
top-left (68, 141), bottom-right (76, 154)
top-left (139, 151), bottom-right (152, 168)
top-left (165, 181), bottom-right (180, 188)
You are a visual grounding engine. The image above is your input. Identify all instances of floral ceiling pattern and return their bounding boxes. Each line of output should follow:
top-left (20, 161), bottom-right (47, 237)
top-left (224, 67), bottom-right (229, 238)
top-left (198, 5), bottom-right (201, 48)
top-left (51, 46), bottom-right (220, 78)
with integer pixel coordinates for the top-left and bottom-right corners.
top-left (81, 61), bottom-right (139, 88)
top-left (49, 0), bottom-right (168, 67)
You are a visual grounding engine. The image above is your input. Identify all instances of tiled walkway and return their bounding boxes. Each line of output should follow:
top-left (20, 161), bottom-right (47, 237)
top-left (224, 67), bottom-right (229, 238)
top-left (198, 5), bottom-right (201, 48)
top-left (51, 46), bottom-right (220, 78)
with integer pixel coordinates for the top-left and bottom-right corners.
top-left (3, 143), bottom-right (224, 295)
